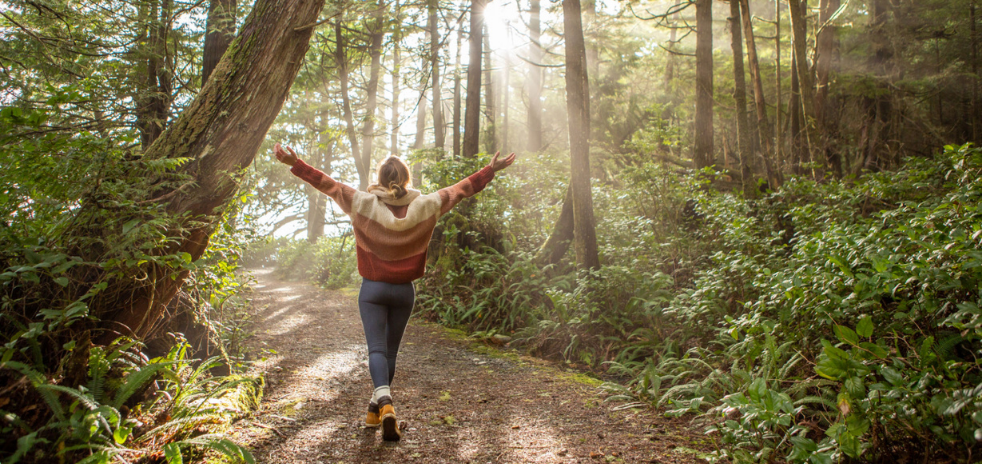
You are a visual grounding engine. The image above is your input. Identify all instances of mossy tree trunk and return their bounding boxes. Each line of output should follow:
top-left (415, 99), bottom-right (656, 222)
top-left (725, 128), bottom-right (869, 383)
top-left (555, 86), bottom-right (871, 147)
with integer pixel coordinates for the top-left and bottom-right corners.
top-left (102, 0), bottom-right (325, 341)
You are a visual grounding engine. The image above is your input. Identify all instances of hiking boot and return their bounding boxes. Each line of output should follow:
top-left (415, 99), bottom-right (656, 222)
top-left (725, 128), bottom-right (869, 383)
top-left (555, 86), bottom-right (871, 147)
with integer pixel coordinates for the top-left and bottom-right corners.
top-left (365, 402), bottom-right (381, 428)
top-left (378, 397), bottom-right (401, 441)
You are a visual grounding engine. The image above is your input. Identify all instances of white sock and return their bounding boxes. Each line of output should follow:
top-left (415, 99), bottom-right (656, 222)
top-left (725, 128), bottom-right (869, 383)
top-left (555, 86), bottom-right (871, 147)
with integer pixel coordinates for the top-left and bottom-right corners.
top-left (371, 385), bottom-right (391, 404)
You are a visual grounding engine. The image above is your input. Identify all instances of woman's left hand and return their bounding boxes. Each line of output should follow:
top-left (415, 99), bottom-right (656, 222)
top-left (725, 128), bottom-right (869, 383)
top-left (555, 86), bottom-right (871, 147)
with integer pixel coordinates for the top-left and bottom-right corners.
top-left (274, 143), bottom-right (299, 166)
top-left (488, 151), bottom-right (516, 172)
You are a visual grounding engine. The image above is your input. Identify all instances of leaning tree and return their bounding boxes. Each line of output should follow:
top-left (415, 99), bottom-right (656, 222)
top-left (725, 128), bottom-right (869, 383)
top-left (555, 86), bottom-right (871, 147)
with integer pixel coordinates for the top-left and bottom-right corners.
top-left (101, 0), bottom-right (326, 341)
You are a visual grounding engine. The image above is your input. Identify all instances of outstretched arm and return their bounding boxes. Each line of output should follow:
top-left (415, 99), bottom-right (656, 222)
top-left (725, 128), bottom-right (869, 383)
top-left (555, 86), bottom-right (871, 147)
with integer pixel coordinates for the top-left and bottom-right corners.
top-left (275, 143), bottom-right (355, 214)
top-left (438, 151), bottom-right (516, 215)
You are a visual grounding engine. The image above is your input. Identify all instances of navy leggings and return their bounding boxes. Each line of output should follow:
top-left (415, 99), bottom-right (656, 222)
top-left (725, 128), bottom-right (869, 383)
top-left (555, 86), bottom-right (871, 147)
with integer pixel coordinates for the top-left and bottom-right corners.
top-left (358, 279), bottom-right (415, 388)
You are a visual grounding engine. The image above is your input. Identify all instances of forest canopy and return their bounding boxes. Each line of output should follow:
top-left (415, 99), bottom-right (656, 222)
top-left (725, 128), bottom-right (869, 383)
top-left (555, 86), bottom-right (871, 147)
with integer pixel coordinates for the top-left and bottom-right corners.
top-left (2, 0), bottom-right (982, 462)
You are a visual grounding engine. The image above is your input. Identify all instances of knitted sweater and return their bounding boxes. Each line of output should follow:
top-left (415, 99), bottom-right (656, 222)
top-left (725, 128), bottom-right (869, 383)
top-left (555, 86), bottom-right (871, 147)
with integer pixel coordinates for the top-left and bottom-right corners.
top-left (290, 160), bottom-right (496, 284)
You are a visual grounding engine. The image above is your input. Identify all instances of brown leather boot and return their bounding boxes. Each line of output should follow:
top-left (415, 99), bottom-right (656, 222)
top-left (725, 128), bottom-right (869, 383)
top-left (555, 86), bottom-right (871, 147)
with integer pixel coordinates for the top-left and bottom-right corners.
top-left (378, 397), bottom-right (401, 441)
top-left (365, 402), bottom-right (381, 428)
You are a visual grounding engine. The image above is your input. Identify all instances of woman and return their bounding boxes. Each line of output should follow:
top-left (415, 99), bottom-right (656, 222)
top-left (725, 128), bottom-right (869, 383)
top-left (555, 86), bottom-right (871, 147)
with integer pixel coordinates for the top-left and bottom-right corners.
top-left (273, 143), bottom-right (516, 441)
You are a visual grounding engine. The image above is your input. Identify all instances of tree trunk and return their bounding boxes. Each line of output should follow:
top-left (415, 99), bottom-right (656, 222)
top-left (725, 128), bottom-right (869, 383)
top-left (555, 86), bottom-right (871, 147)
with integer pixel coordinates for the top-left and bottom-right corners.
top-left (429, 0), bottom-right (445, 150)
top-left (308, 130), bottom-right (335, 243)
top-left (202, 0), bottom-right (238, 85)
top-left (412, 95), bottom-right (427, 186)
top-left (664, 13), bottom-right (680, 89)
top-left (563, 0), bottom-right (600, 270)
top-left (789, 53), bottom-right (805, 173)
top-left (693, 0), bottom-right (714, 170)
top-left (534, 185), bottom-right (574, 266)
top-left (815, 0), bottom-right (841, 177)
top-left (502, 50), bottom-right (510, 152)
top-left (484, 30), bottom-right (497, 154)
top-left (740, 0), bottom-right (779, 187)
top-left (462, 0), bottom-right (484, 158)
top-left (729, 0), bottom-right (754, 196)
top-left (787, 0), bottom-right (814, 169)
top-left (391, 0), bottom-right (402, 156)
top-left (774, 0), bottom-right (782, 162)
top-left (582, 0), bottom-right (599, 78)
top-left (336, 21), bottom-right (363, 188)
top-left (136, 0), bottom-right (175, 148)
top-left (104, 0), bottom-right (326, 340)
top-left (453, 23), bottom-right (464, 158)
top-left (414, 96), bottom-right (428, 151)
top-left (527, 0), bottom-right (543, 152)
top-left (361, 7), bottom-right (386, 188)
top-left (859, 0), bottom-right (892, 173)
top-left (972, 0), bottom-right (979, 144)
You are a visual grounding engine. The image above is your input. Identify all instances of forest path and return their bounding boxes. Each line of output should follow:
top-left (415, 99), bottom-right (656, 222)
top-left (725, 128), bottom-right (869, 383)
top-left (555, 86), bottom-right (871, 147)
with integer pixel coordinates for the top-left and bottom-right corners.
top-left (231, 269), bottom-right (707, 463)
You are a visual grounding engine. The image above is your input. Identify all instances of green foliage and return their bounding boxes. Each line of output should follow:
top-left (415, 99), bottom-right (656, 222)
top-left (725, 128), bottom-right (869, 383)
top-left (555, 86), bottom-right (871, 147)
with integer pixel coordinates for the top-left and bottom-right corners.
top-left (1, 337), bottom-right (258, 463)
top-left (417, 143), bottom-right (982, 460)
top-left (262, 234), bottom-right (358, 289)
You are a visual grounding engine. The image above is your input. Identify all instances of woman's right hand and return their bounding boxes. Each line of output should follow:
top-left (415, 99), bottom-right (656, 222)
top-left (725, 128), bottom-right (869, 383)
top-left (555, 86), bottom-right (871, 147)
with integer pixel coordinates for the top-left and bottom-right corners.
top-left (488, 151), bottom-right (516, 172)
top-left (274, 143), bottom-right (299, 166)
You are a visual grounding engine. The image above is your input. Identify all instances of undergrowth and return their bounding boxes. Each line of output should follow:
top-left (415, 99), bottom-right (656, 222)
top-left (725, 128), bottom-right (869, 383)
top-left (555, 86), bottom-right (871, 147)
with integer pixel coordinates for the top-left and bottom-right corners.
top-left (412, 144), bottom-right (982, 462)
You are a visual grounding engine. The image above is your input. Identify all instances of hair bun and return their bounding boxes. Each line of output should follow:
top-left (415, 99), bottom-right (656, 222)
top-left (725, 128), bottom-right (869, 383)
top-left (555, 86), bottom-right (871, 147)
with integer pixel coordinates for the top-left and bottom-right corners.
top-left (388, 181), bottom-right (407, 199)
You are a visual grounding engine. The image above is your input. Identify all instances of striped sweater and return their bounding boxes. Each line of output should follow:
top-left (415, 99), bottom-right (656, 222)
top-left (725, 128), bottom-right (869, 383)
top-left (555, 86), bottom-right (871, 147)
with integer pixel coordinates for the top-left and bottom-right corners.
top-left (290, 160), bottom-right (496, 284)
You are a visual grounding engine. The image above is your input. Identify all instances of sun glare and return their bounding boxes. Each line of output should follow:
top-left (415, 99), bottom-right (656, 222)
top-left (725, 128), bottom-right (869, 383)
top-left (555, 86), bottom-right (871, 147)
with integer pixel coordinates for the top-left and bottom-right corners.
top-left (484, 0), bottom-right (524, 53)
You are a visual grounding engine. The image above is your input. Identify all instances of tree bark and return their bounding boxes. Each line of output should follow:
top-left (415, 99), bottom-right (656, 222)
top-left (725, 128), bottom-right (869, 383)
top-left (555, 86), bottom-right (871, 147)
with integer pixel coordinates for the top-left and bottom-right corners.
top-left (787, 0), bottom-right (813, 170)
top-left (693, 0), bottom-right (714, 170)
top-left (664, 13), bottom-right (680, 89)
top-left (136, 0), bottom-right (175, 148)
top-left (391, 0), bottom-right (402, 156)
top-left (972, 1), bottom-right (979, 144)
top-left (534, 185), bottom-right (574, 266)
top-left (202, 0), bottom-right (238, 85)
top-left (429, 0), bottom-right (445, 150)
top-left (740, 0), bottom-right (769, 155)
top-left (788, 53), bottom-right (805, 173)
top-left (453, 23), bottom-right (464, 158)
top-left (360, 6), bottom-right (386, 188)
top-left (787, 0), bottom-right (815, 123)
top-left (414, 96), bottom-right (428, 151)
top-left (815, 0), bottom-right (841, 177)
top-left (740, 0), bottom-right (779, 187)
top-left (105, 0), bottom-right (326, 340)
top-left (729, 0), bottom-right (754, 196)
top-left (502, 50), bottom-right (510, 152)
top-left (412, 95), bottom-right (427, 186)
top-left (563, 0), bottom-right (600, 270)
top-left (336, 21), bottom-right (363, 188)
top-left (774, 0), bottom-right (782, 163)
top-left (527, 0), bottom-right (543, 152)
top-left (484, 30), bottom-right (497, 153)
top-left (859, 0), bottom-right (892, 173)
top-left (462, 0), bottom-right (484, 158)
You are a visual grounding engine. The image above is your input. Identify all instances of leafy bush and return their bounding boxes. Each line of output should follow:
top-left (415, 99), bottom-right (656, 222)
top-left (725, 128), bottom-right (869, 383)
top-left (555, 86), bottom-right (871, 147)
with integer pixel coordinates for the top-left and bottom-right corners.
top-left (266, 234), bottom-right (358, 289)
top-left (418, 143), bottom-right (982, 461)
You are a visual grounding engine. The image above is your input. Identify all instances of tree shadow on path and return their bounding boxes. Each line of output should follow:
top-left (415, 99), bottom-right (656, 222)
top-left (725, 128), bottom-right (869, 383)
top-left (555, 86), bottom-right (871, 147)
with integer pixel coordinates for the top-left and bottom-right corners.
top-left (230, 269), bottom-right (708, 463)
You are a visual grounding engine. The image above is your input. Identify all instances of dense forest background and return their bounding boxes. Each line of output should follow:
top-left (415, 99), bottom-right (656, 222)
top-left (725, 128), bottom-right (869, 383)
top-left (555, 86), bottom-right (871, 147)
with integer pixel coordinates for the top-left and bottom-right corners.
top-left (3, 0), bottom-right (982, 462)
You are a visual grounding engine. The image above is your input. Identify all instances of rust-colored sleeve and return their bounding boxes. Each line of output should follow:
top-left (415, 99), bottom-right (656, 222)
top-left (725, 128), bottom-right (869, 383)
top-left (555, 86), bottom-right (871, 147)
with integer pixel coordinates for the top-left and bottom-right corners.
top-left (290, 159), bottom-right (356, 214)
top-left (437, 165), bottom-right (496, 216)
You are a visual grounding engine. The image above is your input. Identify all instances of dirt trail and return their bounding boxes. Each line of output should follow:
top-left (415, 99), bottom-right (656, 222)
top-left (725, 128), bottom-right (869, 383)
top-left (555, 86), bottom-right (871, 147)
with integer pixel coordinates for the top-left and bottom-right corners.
top-left (232, 269), bottom-right (707, 463)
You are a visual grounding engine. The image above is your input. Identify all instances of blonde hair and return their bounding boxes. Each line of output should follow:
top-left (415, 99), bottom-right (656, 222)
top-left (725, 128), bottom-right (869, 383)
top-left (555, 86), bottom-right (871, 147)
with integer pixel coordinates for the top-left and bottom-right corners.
top-left (368, 156), bottom-right (412, 198)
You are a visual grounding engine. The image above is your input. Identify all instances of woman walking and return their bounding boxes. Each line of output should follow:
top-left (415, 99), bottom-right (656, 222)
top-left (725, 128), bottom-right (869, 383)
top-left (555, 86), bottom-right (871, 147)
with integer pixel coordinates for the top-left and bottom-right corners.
top-left (273, 143), bottom-right (516, 441)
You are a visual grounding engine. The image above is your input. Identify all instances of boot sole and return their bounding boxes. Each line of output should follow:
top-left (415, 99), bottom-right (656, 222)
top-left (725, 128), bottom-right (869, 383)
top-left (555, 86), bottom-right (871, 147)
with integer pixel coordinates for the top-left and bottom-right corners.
top-left (381, 413), bottom-right (401, 441)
